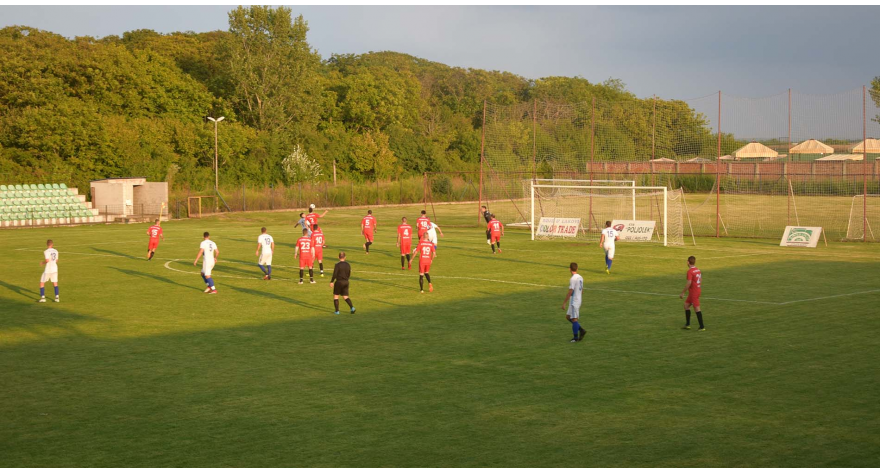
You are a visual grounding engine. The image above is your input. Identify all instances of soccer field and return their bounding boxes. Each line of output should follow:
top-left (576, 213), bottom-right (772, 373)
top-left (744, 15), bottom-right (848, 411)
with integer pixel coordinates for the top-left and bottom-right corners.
top-left (1, 202), bottom-right (879, 467)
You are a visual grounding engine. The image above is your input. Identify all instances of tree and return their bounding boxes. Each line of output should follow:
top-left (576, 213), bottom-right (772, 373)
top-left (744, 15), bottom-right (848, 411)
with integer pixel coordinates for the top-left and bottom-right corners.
top-left (871, 76), bottom-right (880, 125)
top-left (224, 6), bottom-right (323, 135)
top-left (349, 131), bottom-right (396, 179)
top-left (282, 144), bottom-right (322, 184)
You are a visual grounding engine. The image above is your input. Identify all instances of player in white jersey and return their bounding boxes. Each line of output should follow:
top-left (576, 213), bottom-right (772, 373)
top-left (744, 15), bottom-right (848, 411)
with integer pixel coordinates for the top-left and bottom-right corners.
top-left (39, 239), bottom-right (60, 303)
top-left (194, 231), bottom-right (219, 293)
top-left (426, 222), bottom-right (444, 250)
top-left (598, 220), bottom-right (619, 274)
top-left (561, 262), bottom-right (586, 342)
top-left (255, 226), bottom-right (275, 280)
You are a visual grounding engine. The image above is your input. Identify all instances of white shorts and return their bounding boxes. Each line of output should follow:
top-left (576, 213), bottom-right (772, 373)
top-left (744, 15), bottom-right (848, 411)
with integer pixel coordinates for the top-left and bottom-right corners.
top-left (566, 304), bottom-right (580, 320)
top-left (259, 253), bottom-right (273, 266)
top-left (41, 272), bottom-right (58, 284)
top-left (202, 262), bottom-right (215, 276)
top-left (604, 245), bottom-right (615, 259)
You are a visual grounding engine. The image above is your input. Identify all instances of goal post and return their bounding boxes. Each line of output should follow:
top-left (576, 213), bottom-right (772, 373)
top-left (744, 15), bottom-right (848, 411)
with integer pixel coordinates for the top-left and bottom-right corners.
top-left (845, 194), bottom-right (878, 242)
top-left (529, 183), bottom-right (685, 246)
top-left (527, 179), bottom-right (637, 221)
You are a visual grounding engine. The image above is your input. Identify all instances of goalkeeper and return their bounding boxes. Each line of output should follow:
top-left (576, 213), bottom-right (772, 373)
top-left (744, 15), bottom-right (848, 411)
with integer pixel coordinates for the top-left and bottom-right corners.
top-left (480, 205), bottom-right (492, 245)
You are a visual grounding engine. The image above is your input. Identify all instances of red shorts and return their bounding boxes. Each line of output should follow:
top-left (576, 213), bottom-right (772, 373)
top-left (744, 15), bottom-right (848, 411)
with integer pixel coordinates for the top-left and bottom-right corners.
top-left (686, 291), bottom-right (701, 307)
top-left (148, 239), bottom-right (160, 251)
top-left (314, 247), bottom-right (323, 261)
top-left (363, 230), bottom-right (374, 242)
top-left (299, 256), bottom-right (314, 268)
top-left (419, 259), bottom-right (432, 274)
top-left (400, 241), bottom-right (412, 255)
top-left (490, 233), bottom-right (501, 244)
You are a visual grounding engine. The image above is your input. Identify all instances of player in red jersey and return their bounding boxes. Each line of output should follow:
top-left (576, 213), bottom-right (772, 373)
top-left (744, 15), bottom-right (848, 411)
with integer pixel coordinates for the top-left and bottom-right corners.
top-left (487, 214), bottom-right (504, 254)
top-left (413, 233), bottom-right (436, 293)
top-left (397, 217), bottom-right (414, 270)
top-left (416, 210), bottom-right (431, 240)
top-left (146, 218), bottom-right (164, 260)
top-left (306, 205), bottom-right (328, 228)
top-left (311, 224), bottom-right (327, 277)
top-left (294, 228), bottom-right (316, 284)
top-left (680, 256), bottom-right (705, 331)
top-left (361, 210), bottom-right (377, 254)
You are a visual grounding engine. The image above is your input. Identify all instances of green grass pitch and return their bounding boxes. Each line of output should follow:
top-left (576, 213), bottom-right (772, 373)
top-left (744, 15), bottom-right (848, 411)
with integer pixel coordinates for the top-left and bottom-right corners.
top-left (1, 202), bottom-right (879, 467)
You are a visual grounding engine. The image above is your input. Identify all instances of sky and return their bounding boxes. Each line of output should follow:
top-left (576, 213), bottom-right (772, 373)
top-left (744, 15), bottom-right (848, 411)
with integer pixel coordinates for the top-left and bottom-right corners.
top-left (2, 5), bottom-right (879, 135)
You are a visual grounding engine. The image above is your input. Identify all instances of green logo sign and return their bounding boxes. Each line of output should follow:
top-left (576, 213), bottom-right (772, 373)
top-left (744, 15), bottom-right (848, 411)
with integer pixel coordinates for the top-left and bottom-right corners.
top-left (787, 228), bottom-right (813, 243)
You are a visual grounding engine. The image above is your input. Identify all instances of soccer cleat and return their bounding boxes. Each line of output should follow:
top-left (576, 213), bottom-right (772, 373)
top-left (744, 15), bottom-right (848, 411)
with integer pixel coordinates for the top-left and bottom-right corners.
top-left (429, 283), bottom-right (434, 293)
top-left (497, 249), bottom-right (502, 254)
top-left (267, 276), bottom-right (271, 280)
top-left (606, 267), bottom-right (610, 274)
top-left (334, 311), bottom-right (340, 315)
top-left (310, 280), bottom-right (316, 284)
top-left (204, 287), bottom-right (212, 293)
top-left (320, 272), bottom-right (324, 277)
top-left (401, 267), bottom-right (406, 270)
top-left (38, 297), bottom-right (46, 303)
top-left (578, 327), bottom-right (586, 341)
top-left (407, 264), bottom-right (411, 270)
top-left (698, 328), bottom-right (706, 332)
top-left (262, 275), bottom-right (269, 280)
top-left (298, 280), bottom-right (304, 285)
top-left (682, 325), bottom-right (691, 330)
top-left (54, 297), bottom-right (60, 303)
top-left (350, 307), bottom-right (356, 314)
top-left (570, 338), bottom-right (579, 343)
top-left (420, 290), bottom-right (425, 294)
top-left (487, 239), bottom-right (491, 245)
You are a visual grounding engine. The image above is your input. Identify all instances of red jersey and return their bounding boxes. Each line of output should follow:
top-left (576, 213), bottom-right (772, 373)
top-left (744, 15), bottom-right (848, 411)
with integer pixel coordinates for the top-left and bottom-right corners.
top-left (487, 219), bottom-right (503, 234)
top-left (311, 230), bottom-right (325, 248)
top-left (417, 241), bottom-right (434, 262)
top-left (686, 267), bottom-right (702, 293)
top-left (361, 215), bottom-right (376, 230)
top-left (398, 224), bottom-right (413, 242)
top-left (147, 225), bottom-right (163, 240)
top-left (306, 212), bottom-right (319, 227)
top-left (417, 216), bottom-right (430, 233)
top-left (296, 236), bottom-right (313, 256)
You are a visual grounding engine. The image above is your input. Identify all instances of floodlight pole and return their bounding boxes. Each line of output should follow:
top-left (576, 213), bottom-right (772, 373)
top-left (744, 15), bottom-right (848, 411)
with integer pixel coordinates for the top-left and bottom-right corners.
top-left (716, 91), bottom-right (721, 238)
top-left (207, 116), bottom-right (225, 211)
top-left (864, 86), bottom-right (868, 242)
top-left (479, 101), bottom-right (486, 227)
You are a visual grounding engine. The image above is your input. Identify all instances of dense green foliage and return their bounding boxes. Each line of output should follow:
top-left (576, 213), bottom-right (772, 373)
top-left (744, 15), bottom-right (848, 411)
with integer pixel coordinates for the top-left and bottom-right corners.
top-left (1, 205), bottom-right (879, 466)
top-left (0, 6), bottom-right (758, 193)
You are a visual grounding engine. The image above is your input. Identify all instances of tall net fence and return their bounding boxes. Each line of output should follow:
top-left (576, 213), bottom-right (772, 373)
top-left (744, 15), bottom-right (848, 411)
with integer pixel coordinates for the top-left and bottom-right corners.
top-left (481, 87), bottom-right (880, 241)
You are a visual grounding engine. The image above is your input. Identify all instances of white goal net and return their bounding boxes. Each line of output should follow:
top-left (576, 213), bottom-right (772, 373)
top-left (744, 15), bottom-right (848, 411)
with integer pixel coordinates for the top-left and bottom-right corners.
top-left (529, 183), bottom-right (686, 246)
top-left (845, 194), bottom-right (880, 242)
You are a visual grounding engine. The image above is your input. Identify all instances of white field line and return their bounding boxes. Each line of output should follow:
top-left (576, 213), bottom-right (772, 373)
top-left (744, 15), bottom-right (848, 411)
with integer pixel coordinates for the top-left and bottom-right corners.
top-left (13, 249), bottom-right (879, 306)
top-left (356, 270), bottom-right (782, 305)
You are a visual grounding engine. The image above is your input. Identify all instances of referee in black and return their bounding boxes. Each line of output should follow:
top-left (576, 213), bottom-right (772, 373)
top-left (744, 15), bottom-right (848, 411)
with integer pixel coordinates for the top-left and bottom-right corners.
top-left (481, 205), bottom-right (492, 245)
top-left (330, 251), bottom-right (356, 314)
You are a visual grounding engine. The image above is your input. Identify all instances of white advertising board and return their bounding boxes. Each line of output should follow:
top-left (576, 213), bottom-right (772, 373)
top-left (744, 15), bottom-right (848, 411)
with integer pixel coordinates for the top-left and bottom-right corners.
top-left (611, 220), bottom-right (657, 242)
top-left (780, 226), bottom-right (823, 247)
top-left (536, 217), bottom-right (581, 238)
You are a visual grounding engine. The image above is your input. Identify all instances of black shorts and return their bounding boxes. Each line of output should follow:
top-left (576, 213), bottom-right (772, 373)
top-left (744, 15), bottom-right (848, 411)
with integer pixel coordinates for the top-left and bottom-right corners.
top-left (333, 280), bottom-right (350, 296)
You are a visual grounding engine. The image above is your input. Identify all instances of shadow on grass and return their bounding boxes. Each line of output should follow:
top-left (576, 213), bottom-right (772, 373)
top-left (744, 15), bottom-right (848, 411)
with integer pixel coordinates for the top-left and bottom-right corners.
top-left (0, 279), bottom-right (38, 299)
top-left (225, 284), bottom-right (326, 312)
top-left (0, 295), bottom-right (101, 333)
top-left (90, 246), bottom-right (141, 260)
top-left (109, 267), bottom-right (195, 291)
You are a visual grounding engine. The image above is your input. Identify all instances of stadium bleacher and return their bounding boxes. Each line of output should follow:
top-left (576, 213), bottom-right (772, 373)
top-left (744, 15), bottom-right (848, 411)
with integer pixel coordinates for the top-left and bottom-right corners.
top-left (0, 183), bottom-right (101, 227)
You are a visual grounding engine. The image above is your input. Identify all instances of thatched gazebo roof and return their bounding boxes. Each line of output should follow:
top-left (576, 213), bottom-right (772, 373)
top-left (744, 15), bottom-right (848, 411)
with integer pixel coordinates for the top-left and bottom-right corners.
top-left (852, 138), bottom-right (880, 153)
top-left (790, 139), bottom-right (833, 154)
top-left (815, 154), bottom-right (864, 161)
top-left (732, 142), bottom-right (778, 159)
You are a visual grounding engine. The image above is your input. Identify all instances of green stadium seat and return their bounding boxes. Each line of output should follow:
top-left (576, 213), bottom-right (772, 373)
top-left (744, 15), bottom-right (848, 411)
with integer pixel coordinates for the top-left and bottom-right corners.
top-left (14, 185), bottom-right (23, 191)
top-left (59, 183), bottom-right (67, 189)
top-left (37, 184), bottom-right (45, 190)
top-left (0, 185), bottom-right (6, 191)
top-left (51, 183), bottom-right (59, 189)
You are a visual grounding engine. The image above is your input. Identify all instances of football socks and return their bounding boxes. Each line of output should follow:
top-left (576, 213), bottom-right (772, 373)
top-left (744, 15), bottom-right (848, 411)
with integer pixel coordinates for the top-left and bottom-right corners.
top-left (334, 299), bottom-right (340, 312)
top-left (696, 311), bottom-right (704, 329)
top-left (419, 275), bottom-right (424, 291)
top-left (685, 309), bottom-right (691, 326)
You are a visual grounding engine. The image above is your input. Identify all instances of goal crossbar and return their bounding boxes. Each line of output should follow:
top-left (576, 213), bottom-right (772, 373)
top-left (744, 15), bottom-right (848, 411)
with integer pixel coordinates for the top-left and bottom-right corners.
top-left (530, 184), bottom-right (669, 246)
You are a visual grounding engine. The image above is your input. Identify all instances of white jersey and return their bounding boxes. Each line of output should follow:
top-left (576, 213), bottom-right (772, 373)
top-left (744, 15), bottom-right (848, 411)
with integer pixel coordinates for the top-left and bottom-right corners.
top-left (43, 248), bottom-right (59, 273)
top-left (569, 273), bottom-right (584, 308)
top-left (200, 239), bottom-right (218, 266)
top-left (258, 234), bottom-right (274, 255)
top-left (426, 223), bottom-right (440, 243)
top-left (602, 228), bottom-right (618, 248)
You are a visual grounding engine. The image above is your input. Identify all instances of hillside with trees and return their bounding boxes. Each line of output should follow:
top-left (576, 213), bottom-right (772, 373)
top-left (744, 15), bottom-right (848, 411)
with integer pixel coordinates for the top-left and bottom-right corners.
top-left (4, 6), bottom-right (868, 193)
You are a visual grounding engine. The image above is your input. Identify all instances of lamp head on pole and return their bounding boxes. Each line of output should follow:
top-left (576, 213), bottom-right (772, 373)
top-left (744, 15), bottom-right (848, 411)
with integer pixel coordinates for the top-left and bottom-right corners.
top-left (207, 116), bottom-right (225, 123)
